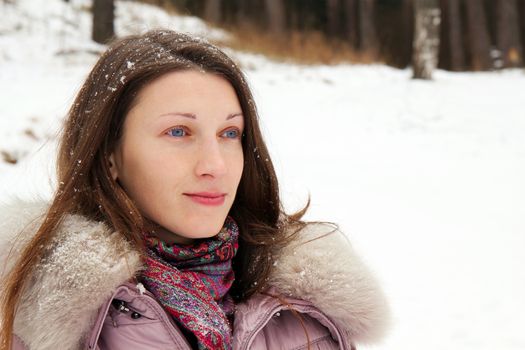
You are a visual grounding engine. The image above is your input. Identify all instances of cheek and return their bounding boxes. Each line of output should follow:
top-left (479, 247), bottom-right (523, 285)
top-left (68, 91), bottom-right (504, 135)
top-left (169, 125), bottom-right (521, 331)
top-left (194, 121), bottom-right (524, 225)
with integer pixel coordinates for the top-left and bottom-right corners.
top-left (232, 151), bottom-right (244, 187)
top-left (121, 149), bottom-right (185, 218)
top-left (121, 144), bottom-right (173, 193)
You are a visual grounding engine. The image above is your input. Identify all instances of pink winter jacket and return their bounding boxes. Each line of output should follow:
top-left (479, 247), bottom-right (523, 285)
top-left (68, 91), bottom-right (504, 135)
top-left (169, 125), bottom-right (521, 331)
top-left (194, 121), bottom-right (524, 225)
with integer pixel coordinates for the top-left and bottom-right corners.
top-left (84, 281), bottom-right (353, 350)
top-left (0, 200), bottom-right (390, 350)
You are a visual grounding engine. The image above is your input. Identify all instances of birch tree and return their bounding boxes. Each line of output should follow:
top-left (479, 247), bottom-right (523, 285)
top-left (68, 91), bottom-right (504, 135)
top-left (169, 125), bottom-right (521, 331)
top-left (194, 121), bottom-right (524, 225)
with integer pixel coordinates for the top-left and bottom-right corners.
top-left (412, 0), bottom-right (441, 79)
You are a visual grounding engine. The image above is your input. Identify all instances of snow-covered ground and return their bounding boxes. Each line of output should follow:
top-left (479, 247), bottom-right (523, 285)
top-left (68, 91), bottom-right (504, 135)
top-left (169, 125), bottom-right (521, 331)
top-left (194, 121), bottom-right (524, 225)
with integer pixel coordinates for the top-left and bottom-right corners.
top-left (1, 1), bottom-right (524, 349)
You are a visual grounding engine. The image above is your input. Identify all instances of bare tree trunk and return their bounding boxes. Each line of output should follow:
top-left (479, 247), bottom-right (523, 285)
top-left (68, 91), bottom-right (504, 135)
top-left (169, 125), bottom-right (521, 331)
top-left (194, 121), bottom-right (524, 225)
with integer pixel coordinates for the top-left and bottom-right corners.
top-left (265, 0), bottom-right (286, 35)
top-left (204, 0), bottom-right (222, 24)
top-left (401, 0), bottom-right (414, 68)
top-left (412, 0), bottom-right (441, 79)
top-left (92, 0), bottom-right (115, 44)
top-left (463, 0), bottom-right (492, 70)
top-left (236, 0), bottom-right (248, 26)
top-left (326, 0), bottom-right (341, 37)
top-left (444, 0), bottom-right (465, 71)
top-left (495, 0), bottom-right (523, 68)
top-left (343, 0), bottom-right (358, 48)
top-left (357, 0), bottom-right (378, 55)
top-left (522, 0), bottom-right (525, 54)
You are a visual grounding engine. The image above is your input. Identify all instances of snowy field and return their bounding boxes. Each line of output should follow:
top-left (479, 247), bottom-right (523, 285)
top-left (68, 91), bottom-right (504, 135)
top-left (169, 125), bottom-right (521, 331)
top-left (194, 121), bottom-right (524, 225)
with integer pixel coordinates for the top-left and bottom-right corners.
top-left (1, 1), bottom-right (525, 349)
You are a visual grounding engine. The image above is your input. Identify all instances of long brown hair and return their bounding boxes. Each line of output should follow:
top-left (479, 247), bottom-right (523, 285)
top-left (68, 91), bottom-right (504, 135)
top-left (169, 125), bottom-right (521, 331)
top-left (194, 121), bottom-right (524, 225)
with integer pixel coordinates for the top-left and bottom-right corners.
top-left (0, 30), bottom-right (312, 348)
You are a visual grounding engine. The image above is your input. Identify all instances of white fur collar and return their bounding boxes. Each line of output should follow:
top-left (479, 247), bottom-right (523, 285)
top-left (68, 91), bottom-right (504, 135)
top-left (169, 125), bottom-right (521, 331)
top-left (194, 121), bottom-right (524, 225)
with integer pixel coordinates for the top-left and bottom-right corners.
top-left (0, 199), bottom-right (389, 349)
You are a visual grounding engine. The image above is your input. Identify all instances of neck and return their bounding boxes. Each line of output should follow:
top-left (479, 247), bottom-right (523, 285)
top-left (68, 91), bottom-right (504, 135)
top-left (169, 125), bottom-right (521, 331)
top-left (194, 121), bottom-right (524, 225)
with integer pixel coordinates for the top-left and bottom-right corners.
top-left (146, 222), bottom-right (196, 245)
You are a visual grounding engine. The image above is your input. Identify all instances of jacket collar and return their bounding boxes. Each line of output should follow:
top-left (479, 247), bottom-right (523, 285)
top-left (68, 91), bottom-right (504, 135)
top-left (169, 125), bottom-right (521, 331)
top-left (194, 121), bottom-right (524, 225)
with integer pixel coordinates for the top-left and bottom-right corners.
top-left (0, 199), bottom-right (389, 349)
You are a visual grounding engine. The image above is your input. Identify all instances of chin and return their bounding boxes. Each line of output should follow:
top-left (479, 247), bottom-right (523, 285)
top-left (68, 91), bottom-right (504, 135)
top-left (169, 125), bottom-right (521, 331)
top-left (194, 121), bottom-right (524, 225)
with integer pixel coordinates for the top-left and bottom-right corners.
top-left (184, 217), bottom-right (225, 238)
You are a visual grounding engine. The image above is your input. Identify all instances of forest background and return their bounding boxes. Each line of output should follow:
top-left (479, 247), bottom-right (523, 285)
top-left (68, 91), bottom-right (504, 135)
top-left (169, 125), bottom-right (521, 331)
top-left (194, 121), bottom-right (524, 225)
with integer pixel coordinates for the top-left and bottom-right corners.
top-left (89, 0), bottom-right (525, 74)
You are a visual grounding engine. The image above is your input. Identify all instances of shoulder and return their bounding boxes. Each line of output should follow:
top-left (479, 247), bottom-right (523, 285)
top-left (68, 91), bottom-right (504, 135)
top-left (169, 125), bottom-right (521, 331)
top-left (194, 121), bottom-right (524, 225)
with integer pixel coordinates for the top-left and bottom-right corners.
top-left (267, 222), bottom-right (391, 345)
top-left (0, 197), bottom-right (142, 284)
top-left (0, 198), bottom-right (142, 350)
top-left (233, 284), bottom-right (353, 349)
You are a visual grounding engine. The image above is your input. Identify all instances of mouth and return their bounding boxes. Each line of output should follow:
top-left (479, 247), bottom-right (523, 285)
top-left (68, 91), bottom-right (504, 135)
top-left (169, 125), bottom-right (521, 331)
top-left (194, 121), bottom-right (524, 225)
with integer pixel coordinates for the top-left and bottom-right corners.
top-left (183, 192), bottom-right (226, 206)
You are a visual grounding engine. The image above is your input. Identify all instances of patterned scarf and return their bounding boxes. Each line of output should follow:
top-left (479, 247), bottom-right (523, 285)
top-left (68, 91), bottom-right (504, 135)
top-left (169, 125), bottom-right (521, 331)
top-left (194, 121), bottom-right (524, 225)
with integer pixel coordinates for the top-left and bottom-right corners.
top-left (140, 216), bottom-right (239, 350)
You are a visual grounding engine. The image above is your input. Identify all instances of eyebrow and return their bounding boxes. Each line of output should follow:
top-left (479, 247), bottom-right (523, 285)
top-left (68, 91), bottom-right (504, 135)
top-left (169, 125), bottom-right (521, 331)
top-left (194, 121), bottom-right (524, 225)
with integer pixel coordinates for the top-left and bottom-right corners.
top-left (159, 112), bottom-right (243, 120)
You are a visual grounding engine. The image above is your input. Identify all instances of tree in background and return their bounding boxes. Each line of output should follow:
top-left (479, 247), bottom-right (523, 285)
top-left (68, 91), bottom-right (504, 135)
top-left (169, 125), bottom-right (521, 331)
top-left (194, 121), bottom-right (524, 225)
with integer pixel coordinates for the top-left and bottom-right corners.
top-left (92, 0), bottom-right (115, 44)
top-left (264, 0), bottom-right (285, 36)
top-left (439, 0), bottom-right (464, 71)
top-left (326, 0), bottom-right (341, 38)
top-left (358, 0), bottom-right (379, 57)
top-left (235, 0), bottom-right (249, 26)
top-left (412, 0), bottom-right (441, 79)
top-left (342, 0), bottom-right (358, 48)
top-left (521, 0), bottom-right (525, 55)
top-left (152, 0), bottom-right (525, 71)
top-left (495, 0), bottom-right (523, 68)
top-left (463, 0), bottom-right (491, 70)
top-left (204, 0), bottom-right (222, 24)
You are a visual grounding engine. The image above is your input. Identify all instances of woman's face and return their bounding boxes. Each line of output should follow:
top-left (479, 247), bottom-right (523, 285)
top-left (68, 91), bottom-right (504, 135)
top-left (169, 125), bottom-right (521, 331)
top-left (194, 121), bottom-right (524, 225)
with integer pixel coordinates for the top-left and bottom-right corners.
top-left (110, 70), bottom-right (244, 245)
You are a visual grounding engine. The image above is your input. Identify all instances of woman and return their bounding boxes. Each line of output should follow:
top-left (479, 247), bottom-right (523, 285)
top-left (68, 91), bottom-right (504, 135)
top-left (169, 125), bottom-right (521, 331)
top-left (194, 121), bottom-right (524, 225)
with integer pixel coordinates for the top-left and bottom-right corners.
top-left (0, 30), bottom-right (389, 350)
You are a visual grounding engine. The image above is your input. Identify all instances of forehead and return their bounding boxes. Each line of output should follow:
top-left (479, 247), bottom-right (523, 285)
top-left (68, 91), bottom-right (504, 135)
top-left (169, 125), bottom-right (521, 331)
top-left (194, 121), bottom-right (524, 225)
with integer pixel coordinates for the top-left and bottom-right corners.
top-left (134, 70), bottom-right (239, 107)
top-left (123, 70), bottom-right (244, 129)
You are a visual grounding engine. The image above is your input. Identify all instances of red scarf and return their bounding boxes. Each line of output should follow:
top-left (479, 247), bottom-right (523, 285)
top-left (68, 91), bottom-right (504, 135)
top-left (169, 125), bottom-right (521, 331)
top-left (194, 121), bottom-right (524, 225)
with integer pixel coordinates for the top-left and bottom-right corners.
top-left (140, 216), bottom-right (239, 349)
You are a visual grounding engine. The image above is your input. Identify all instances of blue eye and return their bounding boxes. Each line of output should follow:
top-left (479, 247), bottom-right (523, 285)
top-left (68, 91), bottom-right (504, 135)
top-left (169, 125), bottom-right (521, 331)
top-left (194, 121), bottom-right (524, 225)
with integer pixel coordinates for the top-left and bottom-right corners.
top-left (167, 127), bottom-right (186, 137)
top-left (223, 129), bottom-right (240, 139)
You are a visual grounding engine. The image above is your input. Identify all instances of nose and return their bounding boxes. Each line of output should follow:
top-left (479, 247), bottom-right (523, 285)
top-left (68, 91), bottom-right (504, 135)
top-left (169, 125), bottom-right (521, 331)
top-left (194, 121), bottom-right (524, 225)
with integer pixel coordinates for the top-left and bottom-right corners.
top-left (194, 139), bottom-right (227, 178)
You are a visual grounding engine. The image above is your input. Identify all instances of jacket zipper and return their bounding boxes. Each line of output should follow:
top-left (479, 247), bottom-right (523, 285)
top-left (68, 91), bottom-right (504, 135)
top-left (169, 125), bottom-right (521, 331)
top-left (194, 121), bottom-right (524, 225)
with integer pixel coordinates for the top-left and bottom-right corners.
top-left (87, 284), bottom-right (192, 350)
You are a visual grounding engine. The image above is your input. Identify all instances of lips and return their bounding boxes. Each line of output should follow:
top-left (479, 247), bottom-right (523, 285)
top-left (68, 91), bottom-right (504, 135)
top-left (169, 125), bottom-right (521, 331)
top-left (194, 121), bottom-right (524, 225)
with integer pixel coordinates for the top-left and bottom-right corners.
top-left (183, 192), bottom-right (226, 206)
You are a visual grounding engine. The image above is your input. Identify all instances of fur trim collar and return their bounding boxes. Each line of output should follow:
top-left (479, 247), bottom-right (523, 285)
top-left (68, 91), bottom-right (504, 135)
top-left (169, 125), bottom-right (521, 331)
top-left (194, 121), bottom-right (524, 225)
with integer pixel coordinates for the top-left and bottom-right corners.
top-left (267, 223), bottom-right (390, 344)
top-left (0, 199), bottom-right (389, 349)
